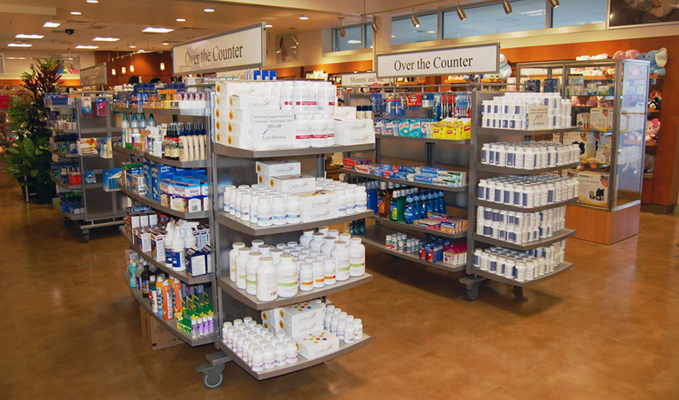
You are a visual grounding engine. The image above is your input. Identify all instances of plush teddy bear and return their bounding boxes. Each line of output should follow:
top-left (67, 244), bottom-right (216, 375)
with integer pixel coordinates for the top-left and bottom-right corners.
top-left (639, 48), bottom-right (668, 77)
top-left (646, 118), bottom-right (661, 142)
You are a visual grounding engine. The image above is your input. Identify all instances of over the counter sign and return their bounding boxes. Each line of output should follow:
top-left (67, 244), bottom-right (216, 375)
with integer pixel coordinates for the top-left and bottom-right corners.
top-left (173, 24), bottom-right (265, 75)
top-left (376, 43), bottom-right (499, 78)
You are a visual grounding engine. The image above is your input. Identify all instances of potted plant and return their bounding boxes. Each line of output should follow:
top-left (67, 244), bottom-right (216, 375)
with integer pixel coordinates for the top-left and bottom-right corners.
top-left (3, 59), bottom-right (62, 203)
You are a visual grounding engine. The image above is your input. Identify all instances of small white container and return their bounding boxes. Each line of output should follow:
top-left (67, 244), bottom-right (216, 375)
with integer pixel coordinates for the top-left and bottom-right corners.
top-left (272, 196), bottom-right (287, 226)
top-left (274, 342), bottom-right (287, 367)
top-left (323, 258), bottom-right (336, 285)
top-left (286, 342), bottom-right (298, 364)
top-left (348, 237), bottom-right (365, 277)
top-left (299, 263), bottom-right (314, 291)
top-left (256, 257), bottom-right (278, 301)
top-left (252, 348), bottom-right (264, 372)
top-left (263, 344), bottom-right (276, 369)
top-left (229, 242), bottom-right (246, 283)
top-left (286, 195), bottom-right (301, 224)
top-left (332, 241), bottom-right (351, 281)
top-left (312, 260), bottom-right (325, 288)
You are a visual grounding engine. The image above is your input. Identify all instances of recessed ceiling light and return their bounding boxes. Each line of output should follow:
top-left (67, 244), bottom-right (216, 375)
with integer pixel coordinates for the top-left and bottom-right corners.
top-left (71, 11), bottom-right (82, 15)
top-left (130, 45), bottom-right (136, 48)
top-left (203, 8), bottom-right (214, 12)
top-left (15, 34), bottom-right (44, 39)
top-left (427, 30), bottom-right (435, 34)
top-left (162, 42), bottom-right (169, 46)
top-left (176, 18), bottom-right (186, 22)
top-left (265, 24), bottom-right (273, 28)
top-left (7, 56), bottom-right (28, 60)
top-left (43, 21), bottom-right (61, 28)
top-left (8, 43), bottom-right (32, 47)
top-left (86, 0), bottom-right (99, 3)
top-left (299, 15), bottom-right (308, 20)
top-left (93, 37), bottom-right (119, 42)
top-left (142, 27), bottom-right (174, 33)
top-left (347, 39), bottom-right (361, 44)
top-left (75, 45), bottom-right (99, 49)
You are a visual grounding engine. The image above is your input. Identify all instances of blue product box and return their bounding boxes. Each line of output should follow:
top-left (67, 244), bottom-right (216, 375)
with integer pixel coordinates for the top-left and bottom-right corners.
top-left (152, 164), bottom-right (177, 201)
top-left (419, 166), bottom-right (443, 174)
top-left (391, 171), bottom-right (409, 180)
top-left (399, 165), bottom-right (418, 174)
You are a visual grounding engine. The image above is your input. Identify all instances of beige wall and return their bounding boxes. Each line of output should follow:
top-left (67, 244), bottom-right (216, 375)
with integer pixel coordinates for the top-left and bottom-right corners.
top-left (1, 50), bottom-right (96, 81)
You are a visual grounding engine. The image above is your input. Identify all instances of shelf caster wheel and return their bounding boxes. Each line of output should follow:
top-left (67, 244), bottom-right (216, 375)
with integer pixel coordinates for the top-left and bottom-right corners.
top-left (82, 230), bottom-right (90, 243)
top-left (202, 372), bottom-right (224, 389)
top-left (466, 287), bottom-right (479, 301)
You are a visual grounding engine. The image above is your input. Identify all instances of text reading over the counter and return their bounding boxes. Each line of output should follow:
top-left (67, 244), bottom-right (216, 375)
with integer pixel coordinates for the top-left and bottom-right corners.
top-left (392, 57), bottom-right (474, 72)
top-left (185, 45), bottom-right (244, 66)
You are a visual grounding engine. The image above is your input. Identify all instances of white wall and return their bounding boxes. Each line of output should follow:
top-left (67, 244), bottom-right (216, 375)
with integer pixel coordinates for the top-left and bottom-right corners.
top-left (1, 50), bottom-right (96, 80)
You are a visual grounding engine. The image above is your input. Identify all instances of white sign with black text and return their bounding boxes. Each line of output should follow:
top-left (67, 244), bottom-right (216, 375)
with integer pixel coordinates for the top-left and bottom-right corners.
top-left (341, 72), bottom-right (391, 87)
top-left (376, 43), bottom-right (500, 78)
top-left (172, 24), bottom-right (265, 75)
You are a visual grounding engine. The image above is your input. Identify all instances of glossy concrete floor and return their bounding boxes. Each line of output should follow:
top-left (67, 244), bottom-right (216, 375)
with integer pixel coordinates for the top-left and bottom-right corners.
top-left (2, 171), bottom-right (678, 400)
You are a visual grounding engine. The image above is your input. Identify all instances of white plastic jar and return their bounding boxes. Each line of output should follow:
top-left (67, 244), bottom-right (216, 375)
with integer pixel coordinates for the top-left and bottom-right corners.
top-left (286, 195), bottom-right (301, 224)
top-left (310, 114), bottom-right (327, 148)
top-left (345, 184), bottom-right (357, 215)
top-left (272, 196), bottom-right (287, 226)
top-left (256, 257), bottom-right (278, 302)
top-left (257, 197), bottom-right (272, 227)
top-left (245, 251), bottom-right (262, 296)
top-left (309, 232), bottom-right (325, 253)
top-left (336, 188), bottom-right (347, 216)
top-left (348, 237), bottom-right (365, 277)
top-left (270, 248), bottom-right (284, 266)
top-left (299, 229), bottom-right (314, 247)
top-left (332, 240), bottom-right (351, 281)
top-left (299, 262), bottom-right (314, 291)
top-left (286, 342), bottom-right (298, 364)
top-left (263, 345), bottom-right (276, 369)
top-left (223, 185), bottom-right (236, 212)
top-left (312, 260), bottom-right (325, 288)
top-left (235, 247), bottom-right (251, 290)
top-left (277, 253), bottom-right (298, 298)
top-left (229, 242), bottom-right (245, 283)
top-left (321, 236), bottom-right (337, 257)
top-left (355, 186), bottom-right (368, 212)
top-left (323, 257), bottom-right (336, 285)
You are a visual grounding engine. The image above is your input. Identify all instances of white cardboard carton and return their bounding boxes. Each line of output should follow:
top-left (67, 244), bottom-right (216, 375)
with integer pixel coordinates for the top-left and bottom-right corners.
top-left (296, 330), bottom-right (341, 361)
top-left (256, 160), bottom-right (301, 177)
top-left (270, 174), bottom-right (316, 193)
top-left (278, 301), bottom-right (325, 338)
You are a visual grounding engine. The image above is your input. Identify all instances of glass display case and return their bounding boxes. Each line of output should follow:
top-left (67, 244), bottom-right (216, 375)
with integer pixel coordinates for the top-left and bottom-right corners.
top-left (516, 58), bottom-right (650, 212)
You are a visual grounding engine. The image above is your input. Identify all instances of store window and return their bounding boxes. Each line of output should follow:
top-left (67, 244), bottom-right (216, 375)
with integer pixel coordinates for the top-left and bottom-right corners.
top-left (391, 13), bottom-right (438, 45)
top-left (551, 0), bottom-right (607, 27)
top-left (333, 24), bottom-right (373, 52)
top-left (442, 0), bottom-right (547, 39)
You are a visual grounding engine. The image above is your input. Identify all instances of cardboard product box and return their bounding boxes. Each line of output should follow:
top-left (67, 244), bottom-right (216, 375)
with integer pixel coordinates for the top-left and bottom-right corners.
top-left (576, 171), bottom-right (609, 206)
top-left (229, 109), bottom-right (294, 123)
top-left (526, 105), bottom-right (549, 130)
top-left (278, 301), bottom-right (325, 338)
top-left (335, 130), bottom-right (375, 146)
top-left (139, 305), bottom-right (183, 351)
top-left (333, 106), bottom-right (357, 119)
top-left (228, 115), bottom-right (296, 150)
top-left (296, 330), bottom-right (341, 361)
top-left (590, 108), bottom-right (613, 132)
top-left (256, 160), bottom-right (301, 177)
top-left (300, 191), bottom-right (339, 212)
top-left (270, 174), bottom-right (316, 193)
top-left (334, 119), bottom-right (373, 134)
top-left (261, 308), bottom-right (284, 334)
top-left (576, 112), bottom-right (590, 131)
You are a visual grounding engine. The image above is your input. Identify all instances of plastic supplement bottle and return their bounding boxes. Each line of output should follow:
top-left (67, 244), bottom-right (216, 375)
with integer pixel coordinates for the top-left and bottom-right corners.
top-left (348, 237), bottom-right (366, 277)
top-left (323, 258), bottom-right (336, 285)
top-left (277, 253), bottom-right (298, 298)
top-left (229, 242), bottom-right (246, 283)
top-left (332, 241), bottom-right (351, 281)
top-left (309, 232), bottom-right (325, 253)
top-left (321, 236), bottom-right (337, 257)
top-left (286, 195), bottom-right (301, 224)
top-left (286, 342), bottom-right (298, 364)
top-left (235, 247), bottom-right (251, 290)
top-left (312, 260), bottom-right (325, 288)
top-left (275, 342), bottom-right (287, 367)
top-left (245, 252), bottom-right (262, 296)
top-left (272, 196), bottom-right (287, 226)
top-left (299, 263), bottom-right (314, 291)
top-left (355, 186), bottom-right (368, 213)
top-left (300, 229), bottom-right (314, 247)
top-left (344, 322), bottom-right (355, 344)
top-left (257, 197), bottom-right (272, 227)
top-left (252, 348), bottom-right (264, 372)
top-left (256, 257), bottom-right (278, 302)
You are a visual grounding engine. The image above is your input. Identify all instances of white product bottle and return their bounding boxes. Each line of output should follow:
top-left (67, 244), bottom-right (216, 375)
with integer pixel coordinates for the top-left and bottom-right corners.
top-left (245, 252), bottom-right (262, 296)
top-left (240, 192), bottom-right (251, 222)
top-left (324, 115), bottom-right (335, 146)
top-left (332, 241), bottom-right (351, 281)
top-left (171, 226), bottom-right (186, 271)
top-left (310, 114), bottom-right (327, 148)
top-left (293, 81), bottom-right (306, 115)
top-left (272, 196), bottom-right (287, 226)
top-left (257, 197), bottom-right (273, 227)
top-left (336, 188), bottom-right (347, 216)
top-left (323, 258), bottom-right (336, 285)
top-left (345, 184), bottom-right (356, 215)
top-left (235, 247), bottom-right (251, 290)
top-left (251, 239), bottom-right (264, 252)
top-left (256, 257), bottom-right (278, 302)
top-left (344, 322), bottom-right (355, 344)
top-left (312, 260), bottom-right (325, 288)
top-left (354, 318), bottom-right (363, 340)
top-left (348, 238), bottom-right (366, 277)
top-left (286, 195), bottom-right (301, 224)
top-left (263, 344), bottom-right (276, 369)
top-left (252, 348), bottom-right (264, 372)
top-left (300, 230), bottom-right (314, 248)
top-left (223, 185), bottom-right (236, 212)
top-left (286, 342), bottom-right (298, 364)
top-left (274, 342), bottom-right (287, 367)
top-left (270, 248), bottom-right (284, 266)
top-left (321, 236), bottom-right (337, 257)
top-left (294, 116), bottom-right (311, 148)
top-left (277, 254), bottom-right (298, 297)
top-left (309, 232), bottom-right (325, 253)
top-left (229, 189), bottom-right (238, 215)
top-left (355, 186), bottom-right (367, 213)
top-left (280, 81), bottom-right (294, 110)
top-left (299, 263), bottom-right (314, 291)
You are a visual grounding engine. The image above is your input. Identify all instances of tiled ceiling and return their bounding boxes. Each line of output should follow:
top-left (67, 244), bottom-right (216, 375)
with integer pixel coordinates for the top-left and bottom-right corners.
top-left (0, 0), bottom-right (436, 52)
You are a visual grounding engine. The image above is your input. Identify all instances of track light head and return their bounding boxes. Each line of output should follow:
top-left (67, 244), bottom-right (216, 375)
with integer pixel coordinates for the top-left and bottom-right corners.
top-left (411, 14), bottom-right (420, 28)
top-left (372, 17), bottom-right (379, 33)
top-left (338, 17), bottom-right (346, 37)
top-left (503, 0), bottom-right (513, 14)
top-left (549, 0), bottom-right (559, 8)
top-left (457, 7), bottom-right (467, 20)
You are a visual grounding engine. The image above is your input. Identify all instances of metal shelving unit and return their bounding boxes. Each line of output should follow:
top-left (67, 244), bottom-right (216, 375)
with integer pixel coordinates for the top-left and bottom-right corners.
top-left (460, 91), bottom-right (578, 300)
top-left (375, 135), bottom-right (471, 145)
top-left (118, 180), bottom-right (211, 219)
top-left (216, 211), bottom-right (373, 237)
top-left (48, 96), bottom-right (126, 242)
top-left (340, 168), bottom-right (468, 192)
top-left (213, 142), bottom-right (375, 159)
top-left (370, 215), bottom-right (467, 240)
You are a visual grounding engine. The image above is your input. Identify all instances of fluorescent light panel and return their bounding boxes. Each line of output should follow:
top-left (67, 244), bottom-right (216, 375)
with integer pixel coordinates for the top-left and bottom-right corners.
top-left (75, 45), bottom-right (99, 49)
top-left (93, 37), bottom-right (119, 42)
top-left (43, 22), bottom-right (61, 28)
top-left (71, 11), bottom-right (82, 15)
top-left (142, 27), bottom-right (174, 33)
top-left (8, 43), bottom-right (32, 47)
top-left (176, 18), bottom-right (186, 22)
top-left (15, 34), bottom-right (44, 39)
top-left (203, 8), bottom-right (214, 12)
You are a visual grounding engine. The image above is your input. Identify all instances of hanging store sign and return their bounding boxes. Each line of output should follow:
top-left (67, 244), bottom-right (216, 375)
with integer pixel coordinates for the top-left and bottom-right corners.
top-left (376, 43), bottom-right (500, 78)
top-left (173, 23), bottom-right (266, 75)
top-left (341, 72), bottom-right (392, 87)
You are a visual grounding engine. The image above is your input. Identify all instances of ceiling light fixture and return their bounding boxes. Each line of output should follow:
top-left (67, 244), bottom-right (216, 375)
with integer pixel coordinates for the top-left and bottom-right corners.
top-left (176, 18), bottom-right (186, 22)
top-left (43, 21), bottom-right (61, 28)
top-left (142, 27), bottom-right (174, 33)
top-left (130, 65), bottom-right (134, 72)
top-left (457, 0), bottom-right (467, 20)
top-left (411, 7), bottom-right (420, 28)
top-left (338, 17), bottom-right (346, 38)
top-left (86, 0), bottom-right (99, 3)
top-left (265, 24), bottom-right (273, 28)
top-left (111, 68), bottom-right (116, 75)
top-left (8, 43), bottom-right (32, 47)
top-left (7, 56), bottom-right (28, 60)
top-left (121, 66), bottom-right (126, 74)
top-left (299, 15), bottom-right (308, 20)
top-left (203, 8), bottom-right (214, 12)
top-left (15, 34), bottom-right (44, 39)
top-left (372, 16), bottom-right (379, 33)
top-left (76, 45), bottom-right (99, 49)
top-left (93, 37), bottom-right (119, 42)
top-left (549, 0), bottom-right (559, 8)
top-left (162, 42), bottom-right (169, 46)
top-left (503, 0), bottom-right (513, 14)
top-left (347, 39), bottom-right (361, 44)
top-left (160, 62), bottom-right (165, 71)
top-left (71, 11), bottom-right (82, 15)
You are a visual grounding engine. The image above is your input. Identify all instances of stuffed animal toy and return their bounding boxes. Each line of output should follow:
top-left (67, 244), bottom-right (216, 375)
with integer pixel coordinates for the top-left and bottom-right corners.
top-left (613, 49), bottom-right (641, 59)
top-left (571, 96), bottom-right (585, 106)
top-left (648, 89), bottom-right (662, 111)
top-left (499, 54), bottom-right (512, 79)
top-left (646, 118), bottom-right (660, 142)
top-left (639, 48), bottom-right (668, 77)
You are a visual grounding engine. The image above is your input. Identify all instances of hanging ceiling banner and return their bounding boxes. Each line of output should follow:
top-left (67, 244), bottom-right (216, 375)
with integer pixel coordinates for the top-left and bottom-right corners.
top-left (376, 43), bottom-right (500, 78)
top-left (340, 72), bottom-right (392, 87)
top-left (172, 23), bottom-right (266, 75)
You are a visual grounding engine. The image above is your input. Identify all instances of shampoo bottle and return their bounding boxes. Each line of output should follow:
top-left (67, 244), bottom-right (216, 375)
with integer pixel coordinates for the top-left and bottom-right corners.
top-left (171, 226), bottom-right (186, 271)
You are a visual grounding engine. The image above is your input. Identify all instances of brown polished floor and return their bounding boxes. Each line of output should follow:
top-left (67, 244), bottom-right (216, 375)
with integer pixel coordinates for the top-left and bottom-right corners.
top-left (1, 170), bottom-right (678, 400)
